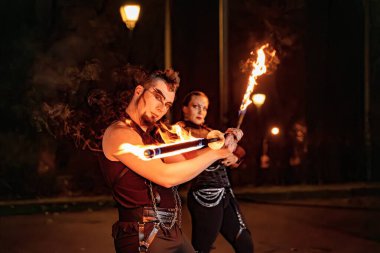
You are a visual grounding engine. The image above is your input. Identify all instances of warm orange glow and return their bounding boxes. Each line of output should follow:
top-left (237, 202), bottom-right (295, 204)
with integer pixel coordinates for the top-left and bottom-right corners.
top-left (120, 4), bottom-right (140, 30)
top-left (271, 127), bottom-right (280, 136)
top-left (115, 139), bottom-right (204, 160)
top-left (239, 44), bottom-right (276, 112)
top-left (252, 93), bottom-right (266, 108)
top-left (115, 123), bottom-right (203, 160)
top-left (157, 123), bottom-right (194, 143)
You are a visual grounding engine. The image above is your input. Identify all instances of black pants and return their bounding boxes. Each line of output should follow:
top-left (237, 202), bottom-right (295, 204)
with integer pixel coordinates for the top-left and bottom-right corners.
top-left (112, 221), bottom-right (195, 253)
top-left (187, 190), bottom-right (254, 253)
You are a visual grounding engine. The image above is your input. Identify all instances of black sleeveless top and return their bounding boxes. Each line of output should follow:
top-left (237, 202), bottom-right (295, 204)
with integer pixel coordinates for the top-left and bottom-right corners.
top-left (178, 120), bottom-right (231, 190)
top-left (98, 116), bottom-right (176, 209)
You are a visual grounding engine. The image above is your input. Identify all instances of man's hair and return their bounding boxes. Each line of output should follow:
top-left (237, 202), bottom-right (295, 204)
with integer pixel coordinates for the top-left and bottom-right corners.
top-left (38, 65), bottom-right (181, 151)
top-left (111, 67), bottom-right (180, 121)
top-left (143, 69), bottom-right (180, 92)
top-left (181, 90), bottom-right (208, 107)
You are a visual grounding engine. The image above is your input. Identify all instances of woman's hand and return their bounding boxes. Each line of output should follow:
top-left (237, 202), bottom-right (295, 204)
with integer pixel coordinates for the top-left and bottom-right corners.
top-left (224, 134), bottom-right (237, 152)
top-left (221, 154), bottom-right (239, 167)
top-left (225, 128), bottom-right (243, 141)
top-left (223, 128), bottom-right (243, 152)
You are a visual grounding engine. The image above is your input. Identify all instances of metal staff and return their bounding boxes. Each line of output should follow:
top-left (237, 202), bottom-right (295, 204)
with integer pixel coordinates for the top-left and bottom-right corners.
top-left (143, 138), bottom-right (217, 159)
top-left (236, 109), bottom-right (247, 129)
top-left (143, 130), bottom-right (225, 159)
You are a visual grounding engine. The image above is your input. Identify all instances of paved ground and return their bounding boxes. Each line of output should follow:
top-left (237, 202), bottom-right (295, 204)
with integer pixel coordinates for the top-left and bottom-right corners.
top-left (233, 182), bottom-right (380, 211)
top-left (1, 182), bottom-right (380, 253)
top-left (1, 182), bottom-right (380, 215)
top-left (1, 201), bottom-right (380, 253)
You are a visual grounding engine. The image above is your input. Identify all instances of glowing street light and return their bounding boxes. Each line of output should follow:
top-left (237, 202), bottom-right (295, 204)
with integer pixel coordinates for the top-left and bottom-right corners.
top-left (260, 126), bottom-right (280, 170)
top-left (119, 4), bottom-right (141, 30)
top-left (270, 126), bottom-right (280, 136)
top-left (252, 93), bottom-right (266, 109)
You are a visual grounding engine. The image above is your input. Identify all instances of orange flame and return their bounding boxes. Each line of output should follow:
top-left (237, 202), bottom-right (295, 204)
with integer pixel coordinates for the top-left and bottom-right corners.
top-left (115, 122), bottom-right (202, 160)
top-left (239, 44), bottom-right (276, 111)
top-left (157, 123), bottom-right (194, 143)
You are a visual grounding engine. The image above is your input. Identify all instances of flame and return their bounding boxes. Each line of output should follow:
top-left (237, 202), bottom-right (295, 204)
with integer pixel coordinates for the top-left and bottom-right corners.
top-left (115, 122), bottom-right (202, 160)
top-left (239, 44), bottom-right (276, 112)
top-left (157, 123), bottom-right (194, 143)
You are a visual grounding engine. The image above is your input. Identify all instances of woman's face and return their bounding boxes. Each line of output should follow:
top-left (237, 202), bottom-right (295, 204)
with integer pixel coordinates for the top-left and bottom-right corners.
top-left (183, 95), bottom-right (209, 125)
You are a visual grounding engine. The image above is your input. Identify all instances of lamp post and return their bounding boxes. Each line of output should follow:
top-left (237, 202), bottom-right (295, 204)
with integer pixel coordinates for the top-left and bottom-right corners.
top-left (219, 0), bottom-right (228, 127)
top-left (119, 2), bottom-right (140, 64)
top-left (119, 3), bottom-right (141, 30)
top-left (251, 93), bottom-right (268, 171)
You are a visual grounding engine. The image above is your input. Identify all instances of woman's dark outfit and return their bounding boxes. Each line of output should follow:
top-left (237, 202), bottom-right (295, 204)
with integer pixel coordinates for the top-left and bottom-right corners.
top-left (179, 120), bottom-right (254, 253)
top-left (98, 116), bottom-right (195, 253)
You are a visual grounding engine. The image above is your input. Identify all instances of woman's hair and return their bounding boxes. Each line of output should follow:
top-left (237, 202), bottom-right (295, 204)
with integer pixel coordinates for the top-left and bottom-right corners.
top-left (181, 91), bottom-right (208, 107)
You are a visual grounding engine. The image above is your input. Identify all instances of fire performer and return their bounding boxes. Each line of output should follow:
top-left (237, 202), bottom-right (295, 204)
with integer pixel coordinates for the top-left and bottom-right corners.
top-left (99, 67), bottom-right (237, 253)
top-left (177, 91), bottom-right (254, 253)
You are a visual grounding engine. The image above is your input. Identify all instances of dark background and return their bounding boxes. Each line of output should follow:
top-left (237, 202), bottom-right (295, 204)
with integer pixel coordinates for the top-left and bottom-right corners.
top-left (0, 0), bottom-right (379, 199)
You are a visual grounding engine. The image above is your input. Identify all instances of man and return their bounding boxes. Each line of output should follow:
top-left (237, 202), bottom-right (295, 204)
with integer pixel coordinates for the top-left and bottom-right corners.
top-left (99, 69), bottom-right (237, 253)
top-left (177, 91), bottom-right (254, 253)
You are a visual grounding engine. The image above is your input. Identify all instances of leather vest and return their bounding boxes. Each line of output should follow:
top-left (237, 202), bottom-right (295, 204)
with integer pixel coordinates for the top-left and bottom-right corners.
top-left (98, 116), bottom-right (176, 209)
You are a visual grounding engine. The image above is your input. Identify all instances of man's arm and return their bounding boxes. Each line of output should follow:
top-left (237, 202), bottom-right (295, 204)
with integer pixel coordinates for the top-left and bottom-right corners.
top-left (102, 122), bottom-right (232, 188)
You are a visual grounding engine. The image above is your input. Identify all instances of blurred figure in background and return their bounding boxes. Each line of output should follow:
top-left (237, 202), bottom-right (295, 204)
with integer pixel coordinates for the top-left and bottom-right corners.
top-left (288, 118), bottom-right (308, 184)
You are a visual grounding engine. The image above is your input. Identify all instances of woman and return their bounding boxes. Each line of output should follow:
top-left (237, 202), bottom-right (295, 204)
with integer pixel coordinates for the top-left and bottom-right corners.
top-left (177, 91), bottom-right (254, 253)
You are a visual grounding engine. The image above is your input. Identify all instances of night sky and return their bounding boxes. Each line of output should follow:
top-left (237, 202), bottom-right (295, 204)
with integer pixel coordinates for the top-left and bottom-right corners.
top-left (0, 0), bottom-right (379, 197)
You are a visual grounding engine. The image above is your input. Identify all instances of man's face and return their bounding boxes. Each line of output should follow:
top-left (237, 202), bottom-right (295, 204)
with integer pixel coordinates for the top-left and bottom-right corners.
top-left (183, 95), bottom-right (209, 125)
top-left (137, 79), bottom-right (175, 126)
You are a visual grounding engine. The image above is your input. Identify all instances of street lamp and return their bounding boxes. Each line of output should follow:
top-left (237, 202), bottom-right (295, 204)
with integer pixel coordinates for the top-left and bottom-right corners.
top-left (252, 93), bottom-right (266, 110)
top-left (271, 126), bottom-right (280, 136)
top-left (119, 3), bottom-right (141, 30)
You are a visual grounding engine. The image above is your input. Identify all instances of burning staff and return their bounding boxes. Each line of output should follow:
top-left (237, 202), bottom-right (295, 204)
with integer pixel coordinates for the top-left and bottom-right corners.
top-left (236, 43), bottom-right (277, 129)
top-left (144, 135), bottom-right (222, 159)
top-left (116, 130), bottom-right (225, 160)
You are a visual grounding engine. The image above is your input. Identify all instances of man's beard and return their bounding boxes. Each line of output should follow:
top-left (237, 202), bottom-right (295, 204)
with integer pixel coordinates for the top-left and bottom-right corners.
top-left (136, 91), bottom-right (157, 127)
top-left (141, 113), bottom-right (156, 127)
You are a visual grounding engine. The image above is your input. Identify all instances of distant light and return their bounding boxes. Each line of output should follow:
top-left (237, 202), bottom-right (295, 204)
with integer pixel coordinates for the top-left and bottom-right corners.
top-left (252, 93), bottom-right (266, 108)
top-left (271, 127), bottom-right (280, 136)
top-left (120, 4), bottom-right (140, 30)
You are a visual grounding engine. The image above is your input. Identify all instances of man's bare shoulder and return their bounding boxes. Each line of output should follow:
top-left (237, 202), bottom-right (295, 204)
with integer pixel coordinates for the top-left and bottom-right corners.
top-left (104, 121), bottom-right (142, 144)
top-left (102, 121), bottom-right (143, 160)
